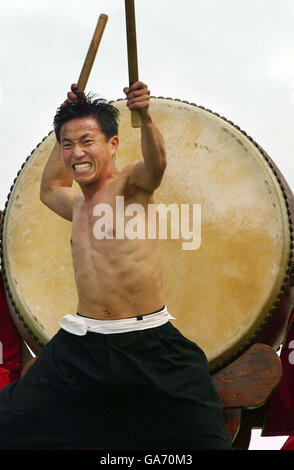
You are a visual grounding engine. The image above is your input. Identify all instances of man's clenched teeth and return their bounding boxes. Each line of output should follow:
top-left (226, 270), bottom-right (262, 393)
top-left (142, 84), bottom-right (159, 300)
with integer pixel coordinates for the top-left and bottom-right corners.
top-left (73, 162), bottom-right (92, 173)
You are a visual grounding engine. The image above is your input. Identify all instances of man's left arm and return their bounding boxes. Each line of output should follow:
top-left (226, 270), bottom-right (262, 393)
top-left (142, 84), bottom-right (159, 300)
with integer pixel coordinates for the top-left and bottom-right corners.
top-left (124, 82), bottom-right (167, 191)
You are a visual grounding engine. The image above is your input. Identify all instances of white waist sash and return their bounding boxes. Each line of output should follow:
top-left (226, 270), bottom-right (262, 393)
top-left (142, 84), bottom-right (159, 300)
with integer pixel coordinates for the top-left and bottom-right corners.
top-left (59, 306), bottom-right (175, 336)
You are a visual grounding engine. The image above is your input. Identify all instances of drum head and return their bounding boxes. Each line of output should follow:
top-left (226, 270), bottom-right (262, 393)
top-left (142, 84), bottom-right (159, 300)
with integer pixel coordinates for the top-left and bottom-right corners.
top-left (1, 98), bottom-right (293, 371)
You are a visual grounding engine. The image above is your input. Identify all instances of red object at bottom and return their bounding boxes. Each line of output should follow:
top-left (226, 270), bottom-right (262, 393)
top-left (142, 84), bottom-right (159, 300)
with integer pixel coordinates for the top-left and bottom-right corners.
top-left (263, 307), bottom-right (294, 437)
top-left (0, 272), bottom-right (22, 389)
top-left (0, 367), bottom-right (11, 389)
top-left (282, 436), bottom-right (294, 450)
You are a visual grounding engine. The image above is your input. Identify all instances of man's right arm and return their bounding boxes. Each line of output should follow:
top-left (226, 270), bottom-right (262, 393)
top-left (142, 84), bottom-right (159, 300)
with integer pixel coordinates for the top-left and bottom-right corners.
top-left (40, 141), bottom-right (80, 222)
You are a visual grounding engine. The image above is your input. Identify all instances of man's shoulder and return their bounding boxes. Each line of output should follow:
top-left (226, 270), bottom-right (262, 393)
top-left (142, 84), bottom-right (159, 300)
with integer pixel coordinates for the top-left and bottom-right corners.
top-left (120, 162), bottom-right (138, 176)
top-left (119, 162), bottom-right (156, 198)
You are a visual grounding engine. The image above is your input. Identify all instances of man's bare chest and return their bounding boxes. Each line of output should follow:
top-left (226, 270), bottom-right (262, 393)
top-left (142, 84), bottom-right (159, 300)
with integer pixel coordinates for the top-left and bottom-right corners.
top-left (72, 177), bottom-right (154, 242)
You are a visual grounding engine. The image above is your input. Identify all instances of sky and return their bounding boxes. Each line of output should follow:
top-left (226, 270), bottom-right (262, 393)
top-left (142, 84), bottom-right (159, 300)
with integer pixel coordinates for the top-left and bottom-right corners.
top-left (0, 0), bottom-right (293, 450)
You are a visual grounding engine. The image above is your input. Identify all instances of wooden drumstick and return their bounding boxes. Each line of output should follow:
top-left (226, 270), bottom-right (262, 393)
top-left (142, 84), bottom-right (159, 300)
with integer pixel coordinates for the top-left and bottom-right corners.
top-left (125, 0), bottom-right (141, 128)
top-left (77, 13), bottom-right (108, 92)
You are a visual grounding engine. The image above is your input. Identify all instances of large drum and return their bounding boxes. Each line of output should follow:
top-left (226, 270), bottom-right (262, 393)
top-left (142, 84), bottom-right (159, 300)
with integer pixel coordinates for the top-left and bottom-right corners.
top-left (0, 98), bottom-right (293, 372)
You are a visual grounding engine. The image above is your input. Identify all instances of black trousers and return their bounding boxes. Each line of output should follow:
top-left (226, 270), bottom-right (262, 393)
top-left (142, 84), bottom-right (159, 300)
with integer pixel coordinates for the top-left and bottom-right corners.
top-left (0, 322), bottom-right (232, 450)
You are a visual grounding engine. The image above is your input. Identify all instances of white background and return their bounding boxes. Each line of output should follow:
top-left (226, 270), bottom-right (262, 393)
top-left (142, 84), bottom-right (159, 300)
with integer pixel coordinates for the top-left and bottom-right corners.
top-left (0, 0), bottom-right (293, 450)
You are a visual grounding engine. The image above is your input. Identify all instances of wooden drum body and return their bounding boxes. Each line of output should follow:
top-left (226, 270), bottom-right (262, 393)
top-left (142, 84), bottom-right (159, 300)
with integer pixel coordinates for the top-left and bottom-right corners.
top-left (1, 98), bottom-right (293, 372)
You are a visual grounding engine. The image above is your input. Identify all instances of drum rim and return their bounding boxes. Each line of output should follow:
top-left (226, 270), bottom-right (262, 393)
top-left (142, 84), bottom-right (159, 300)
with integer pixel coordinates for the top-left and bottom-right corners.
top-left (0, 96), bottom-right (293, 372)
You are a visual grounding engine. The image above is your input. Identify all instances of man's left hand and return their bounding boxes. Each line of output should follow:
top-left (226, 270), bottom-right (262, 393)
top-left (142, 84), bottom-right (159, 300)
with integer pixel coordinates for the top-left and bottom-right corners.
top-left (123, 81), bottom-right (151, 118)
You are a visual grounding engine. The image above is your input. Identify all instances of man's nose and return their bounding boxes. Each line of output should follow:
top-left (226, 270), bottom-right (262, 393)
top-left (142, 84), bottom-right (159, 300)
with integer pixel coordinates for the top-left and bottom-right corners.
top-left (72, 145), bottom-right (85, 158)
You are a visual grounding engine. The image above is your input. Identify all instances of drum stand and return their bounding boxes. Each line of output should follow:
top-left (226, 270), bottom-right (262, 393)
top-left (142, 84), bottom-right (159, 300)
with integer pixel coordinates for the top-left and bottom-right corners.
top-left (214, 286), bottom-right (294, 449)
top-left (212, 343), bottom-right (282, 449)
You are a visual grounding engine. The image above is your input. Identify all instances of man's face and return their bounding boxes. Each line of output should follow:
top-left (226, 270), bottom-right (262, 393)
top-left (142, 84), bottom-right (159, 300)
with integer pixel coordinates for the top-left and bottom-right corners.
top-left (60, 116), bottom-right (119, 185)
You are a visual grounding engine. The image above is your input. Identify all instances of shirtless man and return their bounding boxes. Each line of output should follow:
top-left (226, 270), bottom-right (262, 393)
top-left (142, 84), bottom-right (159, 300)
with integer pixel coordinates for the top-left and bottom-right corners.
top-left (41, 81), bottom-right (165, 320)
top-left (0, 82), bottom-right (232, 450)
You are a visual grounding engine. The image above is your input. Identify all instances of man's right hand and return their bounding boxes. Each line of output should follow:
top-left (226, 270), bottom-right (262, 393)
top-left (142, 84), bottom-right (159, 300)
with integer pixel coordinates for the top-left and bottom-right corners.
top-left (62, 84), bottom-right (85, 106)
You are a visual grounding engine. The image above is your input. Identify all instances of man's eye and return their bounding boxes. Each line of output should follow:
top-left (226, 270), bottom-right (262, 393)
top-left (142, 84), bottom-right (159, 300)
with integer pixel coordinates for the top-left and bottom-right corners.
top-left (84, 140), bottom-right (93, 145)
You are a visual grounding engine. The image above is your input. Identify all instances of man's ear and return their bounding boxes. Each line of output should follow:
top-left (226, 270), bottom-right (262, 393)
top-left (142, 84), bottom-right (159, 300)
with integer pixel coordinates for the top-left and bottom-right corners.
top-left (110, 135), bottom-right (119, 157)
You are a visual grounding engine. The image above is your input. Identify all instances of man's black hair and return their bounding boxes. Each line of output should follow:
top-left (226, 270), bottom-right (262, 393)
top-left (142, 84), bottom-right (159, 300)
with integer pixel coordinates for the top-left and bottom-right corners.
top-left (53, 92), bottom-right (120, 143)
